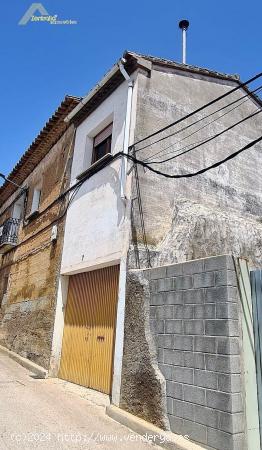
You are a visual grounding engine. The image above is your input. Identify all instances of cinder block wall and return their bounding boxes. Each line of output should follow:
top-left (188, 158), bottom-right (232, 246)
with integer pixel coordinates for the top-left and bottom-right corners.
top-left (149, 255), bottom-right (245, 450)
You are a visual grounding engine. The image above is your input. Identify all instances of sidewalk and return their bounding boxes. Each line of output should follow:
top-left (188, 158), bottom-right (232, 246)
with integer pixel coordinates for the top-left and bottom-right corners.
top-left (0, 353), bottom-right (161, 449)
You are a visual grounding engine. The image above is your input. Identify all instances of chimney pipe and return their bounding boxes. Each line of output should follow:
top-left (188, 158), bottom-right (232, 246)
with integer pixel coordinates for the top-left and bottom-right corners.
top-left (179, 19), bottom-right (189, 64)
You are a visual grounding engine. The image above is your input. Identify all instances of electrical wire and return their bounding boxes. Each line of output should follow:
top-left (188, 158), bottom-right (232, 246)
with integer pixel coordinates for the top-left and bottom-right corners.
top-left (133, 162), bottom-right (151, 268)
top-left (132, 72), bottom-right (262, 151)
top-left (147, 109), bottom-right (262, 165)
top-left (144, 86), bottom-right (262, 163)
top-left (115, 134), bottom-right (262, 179)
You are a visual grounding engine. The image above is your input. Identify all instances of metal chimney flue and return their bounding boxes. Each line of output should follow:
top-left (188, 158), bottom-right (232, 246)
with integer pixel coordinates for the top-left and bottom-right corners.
top-left (179, 19), bottom-right (189, 64)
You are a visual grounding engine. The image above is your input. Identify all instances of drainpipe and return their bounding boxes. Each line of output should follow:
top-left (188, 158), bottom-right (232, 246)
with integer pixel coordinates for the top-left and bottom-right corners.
top-left (118, 59), bottom-right (134, 199)
top-left (111, 60), bottom-right (134, 406)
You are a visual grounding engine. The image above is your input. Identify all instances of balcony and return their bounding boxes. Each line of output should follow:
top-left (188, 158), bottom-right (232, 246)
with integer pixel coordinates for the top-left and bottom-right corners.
top-left (0, 218), bottom-right (21, 253)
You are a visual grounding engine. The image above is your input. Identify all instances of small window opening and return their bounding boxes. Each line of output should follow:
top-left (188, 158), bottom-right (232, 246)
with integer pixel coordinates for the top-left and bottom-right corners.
top-left (30, 188), bottom-right (41, 214)
top-left (92, 123), bottom-right (113, 164)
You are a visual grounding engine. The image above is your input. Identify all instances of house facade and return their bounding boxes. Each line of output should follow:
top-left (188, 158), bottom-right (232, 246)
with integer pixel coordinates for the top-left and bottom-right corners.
top-left (50, 52), bottom-right (262, 450)
top-left (0, 96), bottom-right (80, 369)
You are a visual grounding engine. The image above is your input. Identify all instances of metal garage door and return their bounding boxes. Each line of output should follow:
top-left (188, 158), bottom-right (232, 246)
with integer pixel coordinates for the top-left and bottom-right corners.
top-left (59, 265), bottom-right (119, 394)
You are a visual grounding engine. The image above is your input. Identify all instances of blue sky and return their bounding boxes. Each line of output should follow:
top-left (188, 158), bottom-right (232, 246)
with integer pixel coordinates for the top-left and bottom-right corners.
top-left (1, 0), bottom-right (261, 180)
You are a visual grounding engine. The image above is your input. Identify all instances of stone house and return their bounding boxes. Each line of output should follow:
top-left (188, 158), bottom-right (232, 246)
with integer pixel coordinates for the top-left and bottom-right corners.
top-left (0, 95), bottom-right (80, 368)
top-left (1, 51), bottom-right (262, 450)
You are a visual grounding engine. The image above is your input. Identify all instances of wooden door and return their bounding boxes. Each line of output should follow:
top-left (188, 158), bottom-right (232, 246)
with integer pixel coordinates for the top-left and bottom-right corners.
top-left (59, 265), bottom-right (119, 394)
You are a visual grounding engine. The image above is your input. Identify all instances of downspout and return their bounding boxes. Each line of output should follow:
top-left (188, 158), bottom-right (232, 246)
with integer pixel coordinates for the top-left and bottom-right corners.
top-left (118, 59), bottom-right (134, 199)
top-left (111, 61), bottom-right (134, 406)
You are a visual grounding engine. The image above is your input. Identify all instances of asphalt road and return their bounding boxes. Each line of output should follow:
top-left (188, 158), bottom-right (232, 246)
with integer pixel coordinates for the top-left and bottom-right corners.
top-left (0, 353), bottom-right (161, 449)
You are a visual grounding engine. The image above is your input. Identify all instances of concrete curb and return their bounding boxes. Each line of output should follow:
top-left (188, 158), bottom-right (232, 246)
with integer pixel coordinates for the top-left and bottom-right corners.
top-left (106, 405), bottom-right (206, 450)
top-left (0, 344), bottom-right (48, 379)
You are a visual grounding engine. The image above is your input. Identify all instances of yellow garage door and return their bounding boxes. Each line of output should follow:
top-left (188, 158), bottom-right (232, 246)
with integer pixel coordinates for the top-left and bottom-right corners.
top-left (59, 265), bottom-right (119, 394)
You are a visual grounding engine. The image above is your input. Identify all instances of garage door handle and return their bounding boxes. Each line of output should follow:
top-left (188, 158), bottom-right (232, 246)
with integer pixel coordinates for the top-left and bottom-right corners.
top-left (97, 336), bottom-right (105, 342)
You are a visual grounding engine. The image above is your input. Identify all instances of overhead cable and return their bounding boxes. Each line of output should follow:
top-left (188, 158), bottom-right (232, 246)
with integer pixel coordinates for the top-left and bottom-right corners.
top-left (132, 72), bottom-right (262, 149)
top-left (116, 135), bottom-right (262, 179)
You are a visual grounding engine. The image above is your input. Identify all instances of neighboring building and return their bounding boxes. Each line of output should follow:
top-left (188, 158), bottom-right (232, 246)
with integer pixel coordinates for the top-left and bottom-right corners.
top-left (50, 52), bottom-right (262, 450)
top-left (0, 95), bottom-right (80, 368)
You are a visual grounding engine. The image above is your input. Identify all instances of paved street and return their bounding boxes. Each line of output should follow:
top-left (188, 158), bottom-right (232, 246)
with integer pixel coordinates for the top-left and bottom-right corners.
top-left (0, 353), bottom-right (161, 449)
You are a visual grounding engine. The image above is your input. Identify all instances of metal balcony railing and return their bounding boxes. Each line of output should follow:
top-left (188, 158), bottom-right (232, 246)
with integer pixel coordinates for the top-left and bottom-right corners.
top-left (0, 218), bottom-right (21, 247)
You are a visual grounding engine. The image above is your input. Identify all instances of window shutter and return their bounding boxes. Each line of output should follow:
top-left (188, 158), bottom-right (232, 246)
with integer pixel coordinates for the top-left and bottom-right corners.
top-left (94, 123), bottom-right (113, 147)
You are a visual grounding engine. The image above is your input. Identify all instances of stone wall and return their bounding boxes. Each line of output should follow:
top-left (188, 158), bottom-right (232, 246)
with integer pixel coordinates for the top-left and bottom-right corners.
top-left (121, 255), bottom-right (247, 450)
top-left (0, 125), bottom-right (75, 369)
top-left (130, 68), bottom-right (262, 270)
top-left (120, 270), bottom-right (169, 429)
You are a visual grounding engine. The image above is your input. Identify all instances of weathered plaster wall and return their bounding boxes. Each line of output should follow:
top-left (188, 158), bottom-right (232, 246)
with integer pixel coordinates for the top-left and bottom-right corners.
top-left (120, 269), bottom-right (169, 429)
top-left (0, 125), bottom-right (75, 368)
top-left (61, 81), bottom-right (133, 274)
top-left (130, 69), bottom-right (262, 269)
top-left (121, 256), bottom-right (247, 450)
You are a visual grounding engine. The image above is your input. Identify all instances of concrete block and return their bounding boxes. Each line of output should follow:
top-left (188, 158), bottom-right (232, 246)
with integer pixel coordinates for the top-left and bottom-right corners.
top-left (155, 305), bottom-right (174, 320)
top-left (194, 304), bottom-right (216, 319)
top-left (205, 319), bottom-right (239, 336)
top-left (184, 385), bottom-right (206, 406)
top-left (184, 320), bottom-right (204, 335)
top-left (166, 264), bottom-right (183, 278)
top-left (216, 303), bottom-right (239, 319)
top-left (227, 320), bottom-right (239, 337)
top-left (166, 291), bottom-right (183, 305)
top-left (173, 335), bottom-right (193, 351)
top-left (148, 266), bottom-right (167, 280)
top-left (219, 412), bottom-right (244, 434)
top-left (216, 337), bottom-right (240, 355)
top-left (159, 364), bottom-right (173, 380)
top-left (204, 255), bottom-right (234, 272)
top-left (172, 276), bottom-right (193, 290)
top-left (194, 369), bottom-right (217, 390)
top-left (149, 279), bottom-right (158, 293)
top-left (194, 336), bottom-right (216, 353)
top-left (206, 286), bottom-right (230, 303)
top-left (150, 293), bottom-right (166, 306)
top-left (157, 278), bottom-right (174, 292)
top-left (182, 260), bottom-right (204, 275)
top-left (184, 352), bottom-right (205, 369)
top-left (166, 396), bottom-right (173, 414)
top-left (150, 319), bottom-right (165, 334)
top-left (206, 390), bottom-right (232, 412)
top-left (217, 374), bottom-right (241, 393)
top-left (205, 355), bottom-right (240, 374)
top-left (183, 289), bottom-right (205, 304)
top-left (207, 428), bottom-right (233, 450)
top-left (157, 334), bottom-right (173, 349)
top-left (172, 367), bottom-right (193, 384)
top-left (165, 319), bottom-right (183, 334)
top-left (183, 419), bottom-right (207, 445)
top-left (173, 400), bottom-right (194, 421)
top-left (166, 381), bottom-right (183, 399)
top-left (150, 306), bottom-right (157, 319)
top-left (169, 415), bottom-right (184, 434)
top-left (157, 347), bottom-right (164, 363)
top-left (194, 405), bottom-right (220, 429)
top-left (194, 272), bottom-right (215, 288)
top-left (215, 270), bottom-right (237, 287)
top-left (206, 391), bottom-right (242, 413)
top-left (173, 305), bottom-right (194, 319)
top-left (163, 349), bottom-right (184, 366)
